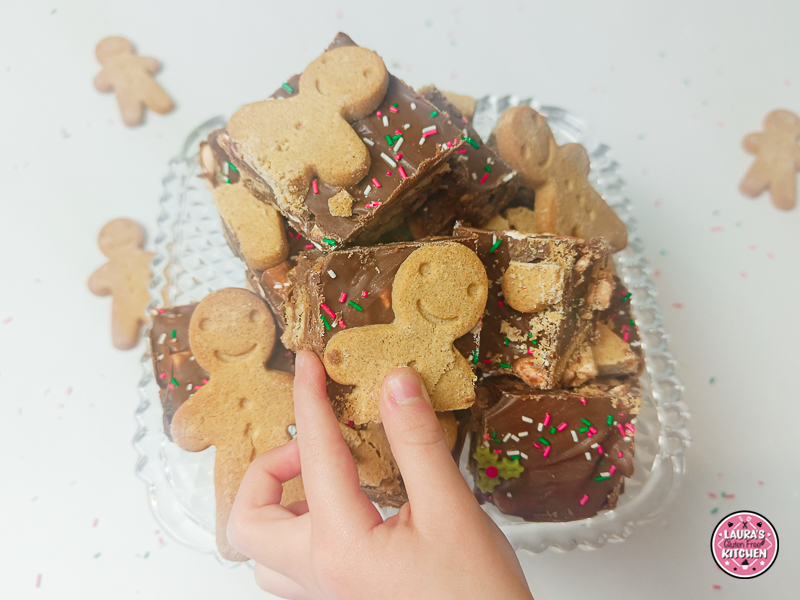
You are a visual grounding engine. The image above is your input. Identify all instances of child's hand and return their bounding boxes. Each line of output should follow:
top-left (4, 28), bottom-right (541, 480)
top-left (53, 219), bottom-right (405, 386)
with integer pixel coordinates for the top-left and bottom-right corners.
top-left (227, 351), bottom-right (534, 600)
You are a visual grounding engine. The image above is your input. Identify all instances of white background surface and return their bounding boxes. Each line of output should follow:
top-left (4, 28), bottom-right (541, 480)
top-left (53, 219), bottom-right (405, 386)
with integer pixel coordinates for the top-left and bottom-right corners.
top-left (1, 0), bottom-right (798, 598)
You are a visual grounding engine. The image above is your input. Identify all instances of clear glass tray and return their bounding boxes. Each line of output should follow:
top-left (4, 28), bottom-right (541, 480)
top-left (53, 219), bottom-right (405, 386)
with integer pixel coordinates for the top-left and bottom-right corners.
top-left (135, 98), bottom-right (690, 565)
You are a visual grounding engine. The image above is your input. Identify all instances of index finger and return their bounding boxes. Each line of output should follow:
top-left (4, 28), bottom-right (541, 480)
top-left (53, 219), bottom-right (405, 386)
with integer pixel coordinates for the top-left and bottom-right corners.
top-left (293, 351), bottom-right (382, 533)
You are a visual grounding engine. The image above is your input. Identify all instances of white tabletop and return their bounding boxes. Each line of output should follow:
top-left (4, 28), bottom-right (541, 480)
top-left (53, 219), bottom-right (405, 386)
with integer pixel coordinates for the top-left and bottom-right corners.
top-left (1, 1), bottom-right (797, 598)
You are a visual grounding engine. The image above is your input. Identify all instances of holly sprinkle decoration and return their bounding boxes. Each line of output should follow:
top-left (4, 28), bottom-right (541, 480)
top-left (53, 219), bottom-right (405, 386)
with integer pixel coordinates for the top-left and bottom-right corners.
top-left (473, 446), bottom-right (524, 493)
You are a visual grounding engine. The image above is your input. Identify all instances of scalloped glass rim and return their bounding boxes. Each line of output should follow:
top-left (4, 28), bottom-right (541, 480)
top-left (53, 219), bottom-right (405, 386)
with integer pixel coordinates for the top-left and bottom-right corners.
top-left (134, 98), bottom-right (690, 565)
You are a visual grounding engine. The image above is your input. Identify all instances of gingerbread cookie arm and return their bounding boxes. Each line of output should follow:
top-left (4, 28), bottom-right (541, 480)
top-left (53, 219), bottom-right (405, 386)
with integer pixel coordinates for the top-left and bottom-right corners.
top-left (742, 132), bottom-right (763, 154)
top-left (139, 56), bottom-right (161, 75)
top-left (428, 353), bottom-right (475, 411)
top-left (170, 391), bottom-right (215, 452)
top-left (139, 76), bottom-right (174, 115)
top-left (739, 158), bottom-right (771, 198)
top-left (93, 69), bottom-right (113, 93)
top-left (87, 262), bottom-right (113, 296)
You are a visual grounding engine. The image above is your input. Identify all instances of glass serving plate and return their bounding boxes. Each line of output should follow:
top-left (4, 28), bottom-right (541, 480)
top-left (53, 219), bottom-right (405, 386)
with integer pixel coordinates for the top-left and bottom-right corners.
top-left (134, 98), bottom-right (690, 565)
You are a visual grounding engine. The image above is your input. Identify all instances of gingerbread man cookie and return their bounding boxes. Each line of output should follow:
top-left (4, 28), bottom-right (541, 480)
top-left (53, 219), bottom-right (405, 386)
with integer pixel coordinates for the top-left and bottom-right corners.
top-left (88, 219), bottom-right (153, 350)
top-left (170, 288), bottom-right (303, 561)
top-left (740, 109), bottom-right (800, 210)
top-left (490, 106), bottom-right (628, 251)
top-left (93, 36), bottom-right (174, 127)
top-left (227, 45), bottom-right (389, 213)
top-left (323, 242), bottom-right (488, 424)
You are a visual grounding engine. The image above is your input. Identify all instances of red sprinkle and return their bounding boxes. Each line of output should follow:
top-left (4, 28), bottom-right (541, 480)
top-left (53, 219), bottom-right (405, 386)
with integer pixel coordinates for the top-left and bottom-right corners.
top-left (339, 293), bottom-right (347, 303)
top-left (557, 422), bottom-right (568, 431)
top-left (159, 372), bottom-right (166, 380)
top-left (398, 166), bottom-right (407, 179)
top-left (498, 301), bottom-right (503, 308)
top-left (304, 244), bottom-right (314, 249)
top-left (455, 148), bottom-right (468, 154)
top-left (543, 446), bottom-right (551, 457)
top-left (312, 180), bottom-right (319, 194)
top-left (338, 320), bottom-right (346, 329)
top-left (396, 153), bottom-right (403, 160)
top-left (486, 466), bottom-right (499, 478)
top-left (480, 172), bottom-right (489, 184)
top-left (580, 494), bottom-right (589, 506)
top-left (372, 178), bottom-right (381, 188)
top-left (580, 397), bottom-right (587, 405)
top-left (618, 451), bottom-right (623, 458)
top-left (617, 424), bottom-right (627, 437)
top-left (609, 465), bottom-right (616, 475)
top-left (623, 331), bottom-right (630, 342)
top-left (389, 106), bottom-right (398, 113)
top-left (493, 449), bottom-right (502, 454)
top-left (361, 290), bottom-right (368, 298)
top-left (386, 170), bottom-right (392, 176)
top-left (533, 442), bottom-right (542, 449)
top-left (597, 445), bottom-right (604, 454)
top-left (376, 110), bottom-right (382, 118)
top-left (543, 413), bottom-right (551, 427)
top-left (320, 303), bottom-right (336, 319)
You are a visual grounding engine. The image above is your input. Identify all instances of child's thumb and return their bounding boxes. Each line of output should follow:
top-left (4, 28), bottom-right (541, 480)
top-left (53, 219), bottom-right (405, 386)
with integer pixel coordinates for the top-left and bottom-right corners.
top-left (379, 368), bottom-right (474, 516)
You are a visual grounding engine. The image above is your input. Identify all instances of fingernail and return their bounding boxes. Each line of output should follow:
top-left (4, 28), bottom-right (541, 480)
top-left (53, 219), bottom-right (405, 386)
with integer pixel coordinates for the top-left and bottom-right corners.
top-left (387, 370), bottom-right (431, 406)
top-left (295, 351), bottom-right (306, 371)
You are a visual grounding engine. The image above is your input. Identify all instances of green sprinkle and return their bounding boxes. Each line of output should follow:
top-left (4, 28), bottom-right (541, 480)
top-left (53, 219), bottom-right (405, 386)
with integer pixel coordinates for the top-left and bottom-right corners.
top-left (581, 418), bottom-right (591, 426)
top-left (491, 430), bottom-right (498, 439)
top-left (462, 136), bottom-right (480, 149)
top-left (170, 378), bottom-right (179, 387)
top-left (622, 292), bottom-right (632, 302)
top-left (171, 330), bottom-right (176, 338)
top-left (510, 455), bottom-right (521, 461)
top-left (484, 165), bottom-right (492, 172)
top-left (499, 362), bottom-right (511, 369)
top-left (538, 437), bottom-right (550, 446)
top-left (348, 301), bottom-right (363, 312)
top-left (392, 102), bottom-right (398, 108)
top-left (144, 551), bottom-right (150, 559)
top-left (607, 415), bottom-right (613, 425)
top-left (471, 351), bottom-right (479, 365)
top-left (224, 177), bottom-right (231, 184)
top-left (385, 134), bottom-right (394, 145)
top-left (320, 314), bottom-right (332, 330)
top-left (404, 229), bottom-right (413, 238)
top-left (489, 239), bottom-right (502, 253)
top-left (504, 337), bottom-right (509, 346)
top-left (227, 161), bottom-right (239, 173)
top-left (94, 553), bottom-right (102, 558)
top-left (629, 319), bottom-right (635, 326)
top-left (579, 426), bottom-right (589, 433)
top-left (594, 476), bottom-right (610, 481)
top-left (550, 426), bottom-right (557, 435)
top-left (282, 82), bottom-right (294, 94)
top-left (711, 507), bottom-right (719, 514)
top-left (322, 238), bottom-right (337, 246)
top-left (430, 110), bottom-right (439, 118)
top-left (709, 376), bottom-right (716, 384)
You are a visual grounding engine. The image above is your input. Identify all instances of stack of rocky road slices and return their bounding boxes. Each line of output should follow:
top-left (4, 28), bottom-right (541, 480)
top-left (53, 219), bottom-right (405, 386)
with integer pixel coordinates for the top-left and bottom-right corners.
top-left (149, 32), bottom-right (645, 560)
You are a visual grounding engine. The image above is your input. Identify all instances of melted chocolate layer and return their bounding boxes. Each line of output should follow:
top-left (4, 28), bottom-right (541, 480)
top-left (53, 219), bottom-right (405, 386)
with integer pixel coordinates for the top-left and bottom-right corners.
top-left (470, 377), bottom-right (639, 521)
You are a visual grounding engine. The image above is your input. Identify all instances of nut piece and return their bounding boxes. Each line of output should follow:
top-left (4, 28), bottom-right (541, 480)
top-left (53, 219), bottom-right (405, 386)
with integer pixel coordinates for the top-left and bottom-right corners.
top-left (501, 261), bottom-right (564, 313)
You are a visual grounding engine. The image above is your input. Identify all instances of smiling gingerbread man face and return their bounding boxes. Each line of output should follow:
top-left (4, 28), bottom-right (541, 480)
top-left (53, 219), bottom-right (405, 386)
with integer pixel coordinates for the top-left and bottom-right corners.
top-left (323, 242), bottom-right (488, 424)
top-left (189, 288), bottom-right (274, 372)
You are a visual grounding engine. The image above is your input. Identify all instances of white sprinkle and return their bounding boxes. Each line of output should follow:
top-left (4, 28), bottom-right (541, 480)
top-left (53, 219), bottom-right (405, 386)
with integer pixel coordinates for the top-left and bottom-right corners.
top-left (492, 233), bottom-right (497, 245)
top-left (362, 137), bottom-right (375, 146)
top-left (410, 102), bottom-right (416, 109)
top-left (585, 452), bottom-right (592, 461)
top-left (544, 359), bottom-right (550, 366)
top-left (471, 172), bottom-right (477, 180)
top-left (189, 356), bottom-right (195, 361)
top-left (273, 284), bottom-right (283, 289)
top-left (419, 136), bottom-right (426, 145)
top-left (283, 282), bottom-right (291, 287)
top-left (327, 270), bottom-right (337, 279)
top-left (511, 434), bottom-right (519, 442)
top-left (507, 450), bottom-right (520, 456)
top-left (364, 185), bottom-right (372, 196)
top-left (380, 152), bottom-right (397, 168)
top-left (537, 422), bottom-right (543, 432)
top-left (403, 123), bottom-right (411, 130)
top-left (518, 431), bottom-right (529, 438)
top-left (591, 443), bottom-right (599, 448)
top-left (623, 436), bottom-right (631, 442)
top-left (522, 416), bottom-right (533, 423)
top-left (599, 472), bottom-right (610, 478)
top-left (631, 418), bottom-right (637, 424)
top-left (156, 354), bottom-right (164, 361)
top-left (393, 137), bottom-right (404, 152)
top-left (186, 383), bottom-right (192, 391)
top-left (486, 157), bottom-right (494, 164)
top-left (506, 492), bottom-right (513, 498)
top-left (222, 162), bottom-right (229, 175)
top-left (502, 172), bottom-right (516, 182)
top-left (502, 432), bottom-right (511, 442)
top-left (520, 452), bottom-right (528, 460)
top-left (422, 125), bottom-right (437, 134)
top-left (157, 333), bottom-right (166, 344)
top-left (613, 421), bottom-right (618, 426)
top-left (382, 115), bottom-right (389, 127)
top-left (571, 430), bottom-right (579, 442)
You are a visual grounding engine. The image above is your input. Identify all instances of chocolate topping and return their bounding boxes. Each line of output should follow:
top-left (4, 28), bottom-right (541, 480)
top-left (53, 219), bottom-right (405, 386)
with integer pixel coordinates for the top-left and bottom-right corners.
top-left (471, 377), bottom-right (640, 521)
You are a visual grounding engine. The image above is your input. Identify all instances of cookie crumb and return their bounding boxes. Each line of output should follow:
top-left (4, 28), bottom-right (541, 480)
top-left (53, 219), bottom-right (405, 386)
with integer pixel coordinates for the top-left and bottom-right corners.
top-left (328, 190), bottom-right (354, 217)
